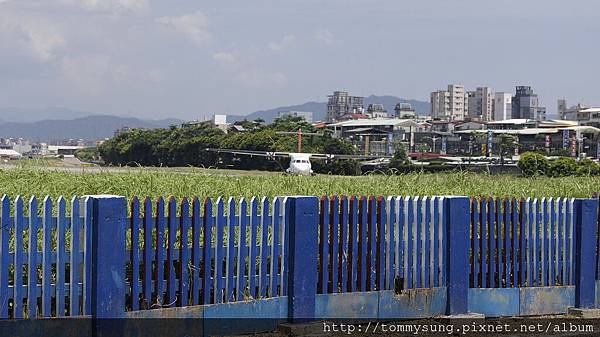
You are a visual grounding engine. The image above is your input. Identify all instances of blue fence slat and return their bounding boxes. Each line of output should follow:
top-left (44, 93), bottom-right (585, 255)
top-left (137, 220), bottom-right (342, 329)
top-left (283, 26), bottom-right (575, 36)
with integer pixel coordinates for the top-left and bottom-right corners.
top-left (269, 198), bottom-right (281, 297)
top-left (439, 197), bottom-right (446, 287)
top-left (508, 198), bottom-right (514, 288)
top-left (537, 198), bottom-right (548, 287)
top-left (551, 198), bottom-right (557, 286)
top-left (386, 197), bottom-right (397, 289)
top-left (225, 197), bottom-right (236, 302)
top-left (549, 198), bottom-right (556, 286)
top-left (405, 196), bottom-right (413, 289)
top-left (142, 197), bottom-right (153, 308)
top-left (83, 197), bottom-right (92, 315)
top-left (358, 197), bottom-right (367, 292)
top-left (367, 196), bottom-right (376, 291)
top-left (329, 196), bottom-right (339, 293)
top-left (511, 198), bottom-right (518, 287)
top-left (415, 197), bottom-right (422, 288)
top-left (281, 198), bottom-right (290, 296)
top-left (398, 198), bottom-right (405, 281)
top-left (339, 197), bottom-right (348, 293)
top-left (559, 198), bottom-right (565, 285)
top-left (166, 197), bottom-right (177, 305)
top-left (27, 197), bottom-right (38, 318)
top-left (433, 197), bottom-right (440, 287)
top-left (248, 197), bottom-right (259, 299)
top-left (519, 199), bottom-right (526, 287)
top-left (488, 198), bottom-right (497, 288)
top-left (503, 199), bottom-right (509, 288)
top-left (180, 198), bottom-right (191, 306)
top-left (496, 199), bottom-right (503, 288)
top-left (0, 196), bottom-right (9, 319)
top-left (420, 197), bottom-right (428, 289)
top-left (563, 198), bottom-right (568, 285)
top-left (155, 197), bottom-right (166, 305)
top-left (534, 198), bottom-right (541, 286)
top-left (236, 199), bottom-right (247, 300)
top-left (541, 198), bottom-right (548, 286)
top-left (70, 197), bottom-right (81, 316)
top-left (555, 198), bottom-right (561, 285)
top-left (506, 198), bottom-right (512, 288)
top-left (258, 197), bottom-right (269, 298)
top-left (318, 197), bottom-right (328, 294)
top-left (213, 198), bottom-right (224, 304)
top-left (471, 198), bottom-right (479, 288)
top-left (527, 198), bottom-right (534, 287)
top-left (56, 197), bottom-right (66, 317)
top-left (13, 196), bottom-right (24, 318)
top-left (567, 199), bottom-right (574, 285)
top-left (203, 199), bottom-right (214, 304)
top-left (348, 197), bottom-right (358, 292)
top-left (130, 197), bottom-right (140, 311)
top-left (376, 197), bottom-right (385, 291)
top-left (480, 198), bottom-right (488, 288)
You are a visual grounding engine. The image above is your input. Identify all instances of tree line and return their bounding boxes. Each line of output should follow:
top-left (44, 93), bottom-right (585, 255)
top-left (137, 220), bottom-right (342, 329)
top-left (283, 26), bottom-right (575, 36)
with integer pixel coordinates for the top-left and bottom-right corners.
top-left (98, 116), bottom-right (362, 175)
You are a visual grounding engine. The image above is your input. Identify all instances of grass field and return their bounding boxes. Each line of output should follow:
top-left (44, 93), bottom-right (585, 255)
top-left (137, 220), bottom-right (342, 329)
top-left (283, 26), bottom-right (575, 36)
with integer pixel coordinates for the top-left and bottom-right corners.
top-left (0, 164), bottom-right (598, 200)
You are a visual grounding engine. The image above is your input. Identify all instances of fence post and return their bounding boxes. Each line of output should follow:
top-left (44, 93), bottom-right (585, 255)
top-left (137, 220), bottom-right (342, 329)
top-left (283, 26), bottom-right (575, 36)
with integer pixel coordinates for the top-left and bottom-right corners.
top-left (445, 196), bottom-right (470, 315)
top-left (286, 196), bottom-right (319, 323)
top-left (88, 195), bottom-right (127, 318)
top-left (574, 198), bottom-right (598, 308)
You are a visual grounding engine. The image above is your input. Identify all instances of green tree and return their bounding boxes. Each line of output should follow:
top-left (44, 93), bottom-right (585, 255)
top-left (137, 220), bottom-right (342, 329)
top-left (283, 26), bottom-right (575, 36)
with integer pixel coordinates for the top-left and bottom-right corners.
top-left (389, 142), bottom-right (410, 170)
top-left (499, 134), bottom-right (519, 165)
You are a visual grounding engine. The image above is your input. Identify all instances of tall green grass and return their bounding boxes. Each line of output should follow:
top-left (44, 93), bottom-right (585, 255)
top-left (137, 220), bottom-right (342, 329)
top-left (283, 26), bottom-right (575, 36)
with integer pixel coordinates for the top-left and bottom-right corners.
top-left (0, 167), bottom-right (597, 200)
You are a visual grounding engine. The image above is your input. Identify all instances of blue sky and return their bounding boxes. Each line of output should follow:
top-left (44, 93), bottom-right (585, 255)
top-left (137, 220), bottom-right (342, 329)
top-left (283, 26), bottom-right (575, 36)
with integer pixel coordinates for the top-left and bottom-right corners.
top-left (0, 0), bottom-right (598, 120)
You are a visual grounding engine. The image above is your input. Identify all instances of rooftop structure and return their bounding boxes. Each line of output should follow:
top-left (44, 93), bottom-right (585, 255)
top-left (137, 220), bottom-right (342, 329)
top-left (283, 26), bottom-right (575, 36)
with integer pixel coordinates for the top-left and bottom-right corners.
top-left (366, 104), bottom-right (388, 119)
top-left (394, 102), bottom-right (417, 119)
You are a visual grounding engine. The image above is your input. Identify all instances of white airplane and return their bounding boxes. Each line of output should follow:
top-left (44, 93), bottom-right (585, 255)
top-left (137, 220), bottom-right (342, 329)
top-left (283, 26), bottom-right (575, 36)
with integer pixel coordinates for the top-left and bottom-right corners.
top-left (206, 148), bottom-right (385, 176)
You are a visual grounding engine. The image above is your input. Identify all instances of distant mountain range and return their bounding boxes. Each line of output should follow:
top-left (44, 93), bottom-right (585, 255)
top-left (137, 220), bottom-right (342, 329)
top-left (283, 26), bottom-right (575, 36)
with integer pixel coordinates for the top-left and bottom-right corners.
top-left (0, 107), bottom-right (94, 123)
top-left (0, 95), bottom-right (429, 141)
top-left (0, 115), bottom-right (182, 142)
top-left (230, 95), bottom-right (430, 123)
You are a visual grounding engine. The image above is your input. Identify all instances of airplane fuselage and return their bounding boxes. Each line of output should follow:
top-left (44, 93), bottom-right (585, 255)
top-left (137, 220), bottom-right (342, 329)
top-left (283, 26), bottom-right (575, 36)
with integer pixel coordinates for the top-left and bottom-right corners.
top-left (286, 153), bottom-right (313, 176)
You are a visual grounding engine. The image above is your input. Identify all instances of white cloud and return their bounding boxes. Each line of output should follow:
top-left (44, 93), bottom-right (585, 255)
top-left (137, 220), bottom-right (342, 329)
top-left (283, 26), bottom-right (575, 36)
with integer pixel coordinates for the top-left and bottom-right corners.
top-left (268, 34), bottom-right (295, 52)
top-left (157, 11), bottom-right (212, 46)
top-left (237, 69), bottom-right (287, 87)
top-left (212, 51), bottom-right (238, 66)
top-left (59, 0), bottom-right (149, 14)
top-left (314, 29), bottom-right (335, 45)
top-left (0, 15), bottom-right (65, 62)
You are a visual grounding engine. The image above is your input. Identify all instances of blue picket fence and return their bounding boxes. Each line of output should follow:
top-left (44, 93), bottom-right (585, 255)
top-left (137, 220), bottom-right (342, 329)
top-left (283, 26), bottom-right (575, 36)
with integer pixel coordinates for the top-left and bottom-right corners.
top-left (126, 196), bottom-right (287, 310)
top-left (1, 193), bottom-right (599, 323)
top-left (470, 197), bottom-right (575, 288)
top-left (0, 195), bottom-right (92, 319)
top-left (317, 196), bottom-right (446, 294)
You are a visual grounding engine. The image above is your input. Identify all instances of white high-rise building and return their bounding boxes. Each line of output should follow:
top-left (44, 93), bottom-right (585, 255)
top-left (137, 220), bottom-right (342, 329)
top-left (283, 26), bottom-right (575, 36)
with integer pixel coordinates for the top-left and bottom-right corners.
top-left (448, 84), bottom-right (468, 121)
top-left (466, 87), bottom-right (493, 121)
top-left (493, 93), bottom-right (512, 121)
top-left (430, 84), bottom-right (468, 121)
top-left (430, 90), bottom-right (449, 119)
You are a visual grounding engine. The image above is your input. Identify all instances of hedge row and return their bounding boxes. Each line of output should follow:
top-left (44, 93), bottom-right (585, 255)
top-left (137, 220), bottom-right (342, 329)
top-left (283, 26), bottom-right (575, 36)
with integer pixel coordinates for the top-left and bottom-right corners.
top-left (517, 152), bottom-right (600, 177)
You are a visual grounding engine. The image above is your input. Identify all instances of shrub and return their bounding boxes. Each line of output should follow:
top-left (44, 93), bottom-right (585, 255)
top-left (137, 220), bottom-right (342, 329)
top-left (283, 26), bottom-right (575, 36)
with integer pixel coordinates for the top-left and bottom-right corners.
top-left (577, 158), bottom-right (600, 176)
top-left (547, 157), bottom-right (578, 177)
top-left (518, 152), bottom-right (549, 177)
top-left (389, 142), bottom-right (410, 170)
